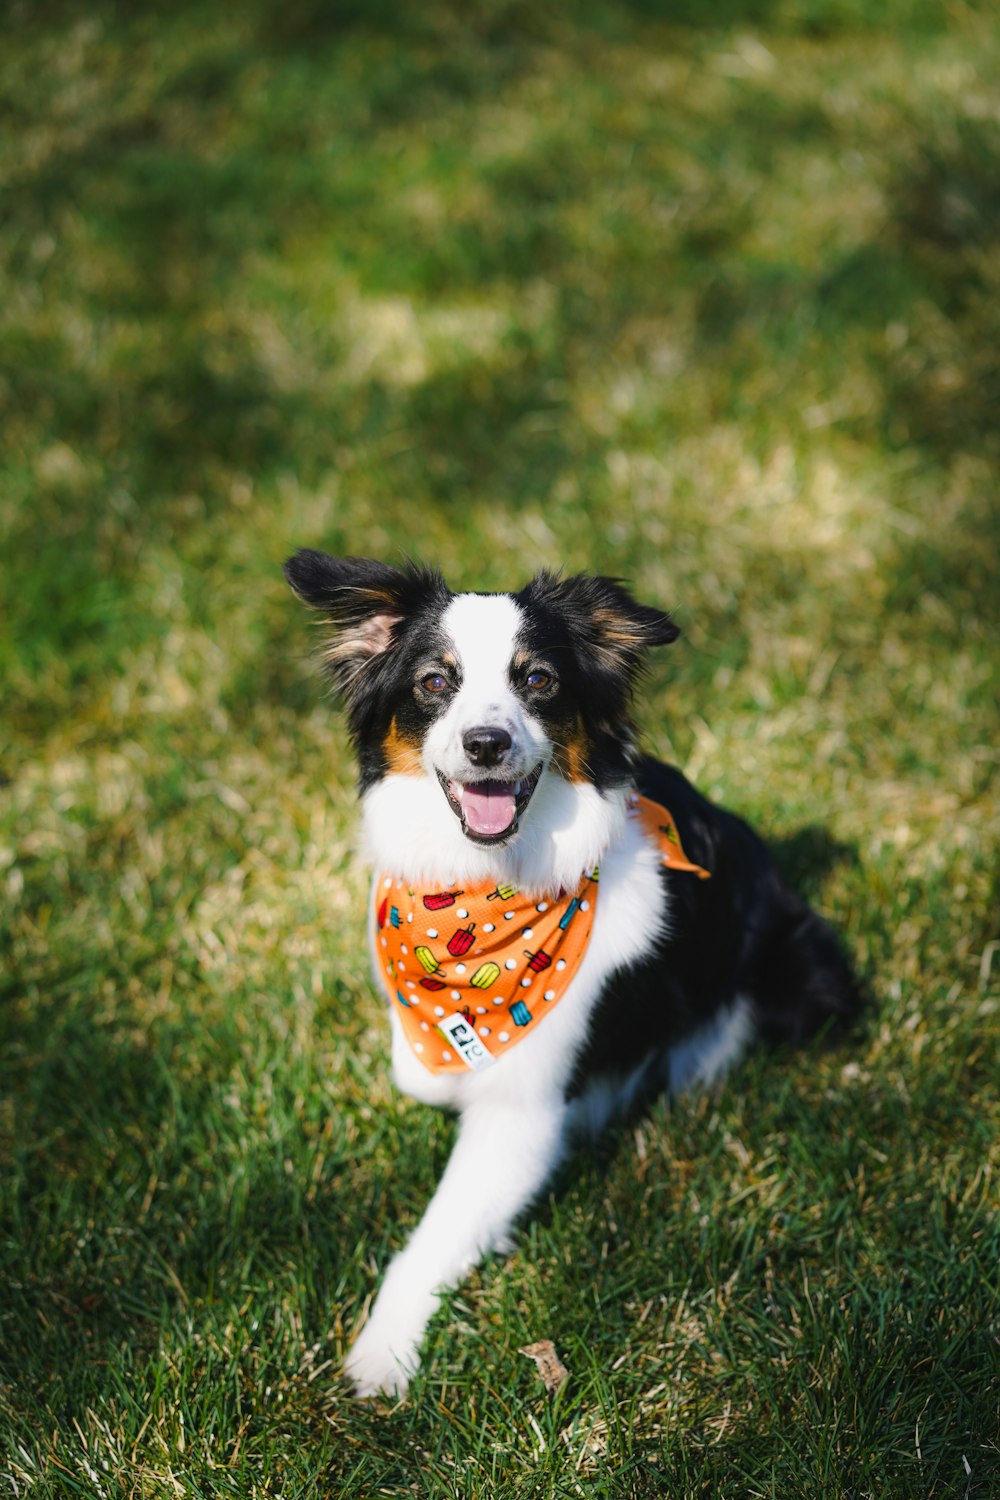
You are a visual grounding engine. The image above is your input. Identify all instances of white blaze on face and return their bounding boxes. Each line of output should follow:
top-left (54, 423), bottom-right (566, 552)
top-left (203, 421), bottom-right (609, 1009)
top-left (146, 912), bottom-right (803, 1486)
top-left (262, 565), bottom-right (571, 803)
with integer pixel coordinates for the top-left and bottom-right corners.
top-left (442, 592), bottom-right (523, 727)
top-left (422, 594), bottom-right (550, 829)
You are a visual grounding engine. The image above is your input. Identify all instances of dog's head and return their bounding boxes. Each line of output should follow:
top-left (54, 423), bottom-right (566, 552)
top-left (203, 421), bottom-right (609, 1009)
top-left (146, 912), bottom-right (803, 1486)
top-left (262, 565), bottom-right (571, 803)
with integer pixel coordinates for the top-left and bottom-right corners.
top-left (285, 551), bottom-right (678, 869)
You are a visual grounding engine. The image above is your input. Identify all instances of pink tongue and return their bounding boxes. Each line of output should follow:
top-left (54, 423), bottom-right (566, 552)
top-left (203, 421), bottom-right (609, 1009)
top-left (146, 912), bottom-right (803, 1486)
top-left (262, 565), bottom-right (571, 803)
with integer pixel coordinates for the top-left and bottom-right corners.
top-left (463, 784), bottom-right (516, 836)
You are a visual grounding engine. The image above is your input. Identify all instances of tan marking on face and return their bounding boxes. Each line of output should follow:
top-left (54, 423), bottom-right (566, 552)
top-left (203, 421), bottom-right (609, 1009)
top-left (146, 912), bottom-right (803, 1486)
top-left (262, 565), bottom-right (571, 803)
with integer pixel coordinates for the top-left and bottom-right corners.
top-left (553, 720), bottom-right (592, 782)
top-left (383, 717), bottom-right (423, 776)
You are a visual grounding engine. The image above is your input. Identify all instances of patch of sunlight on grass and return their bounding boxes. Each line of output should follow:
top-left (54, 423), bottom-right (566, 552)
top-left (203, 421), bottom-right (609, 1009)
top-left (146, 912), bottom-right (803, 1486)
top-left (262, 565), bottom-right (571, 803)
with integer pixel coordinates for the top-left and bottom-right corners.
top-left (339, 293), bottom-right (514, 388)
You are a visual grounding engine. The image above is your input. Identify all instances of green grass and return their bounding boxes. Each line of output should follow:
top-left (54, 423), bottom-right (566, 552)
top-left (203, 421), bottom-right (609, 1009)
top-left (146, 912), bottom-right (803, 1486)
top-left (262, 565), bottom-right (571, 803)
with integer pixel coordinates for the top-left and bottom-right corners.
top-left (2, 1), bottom-right (999, 1494)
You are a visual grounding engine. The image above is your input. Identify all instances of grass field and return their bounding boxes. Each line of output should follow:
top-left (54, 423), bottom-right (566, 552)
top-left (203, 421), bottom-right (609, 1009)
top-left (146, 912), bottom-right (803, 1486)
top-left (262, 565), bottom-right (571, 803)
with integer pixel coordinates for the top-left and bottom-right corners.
top-left (2, 0), bottom-right (999, 1494)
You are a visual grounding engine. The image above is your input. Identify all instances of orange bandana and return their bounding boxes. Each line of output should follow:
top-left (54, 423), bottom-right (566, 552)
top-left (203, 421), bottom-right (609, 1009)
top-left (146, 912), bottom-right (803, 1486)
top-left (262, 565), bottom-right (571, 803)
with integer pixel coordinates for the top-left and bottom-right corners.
top-left (373, 795), bottom-right (710, 1074)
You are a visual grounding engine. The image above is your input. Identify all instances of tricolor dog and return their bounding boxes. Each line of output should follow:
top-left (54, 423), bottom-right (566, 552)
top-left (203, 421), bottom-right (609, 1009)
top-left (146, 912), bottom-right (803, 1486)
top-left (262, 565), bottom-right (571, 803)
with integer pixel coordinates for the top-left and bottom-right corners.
top-left (284, 551), bottom-right (860, 1398)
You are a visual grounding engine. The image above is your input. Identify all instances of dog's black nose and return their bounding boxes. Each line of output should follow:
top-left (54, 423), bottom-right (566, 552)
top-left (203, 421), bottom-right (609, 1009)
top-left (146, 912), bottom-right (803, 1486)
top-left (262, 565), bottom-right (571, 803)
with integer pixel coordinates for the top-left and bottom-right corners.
top-left (462, 726), bottom-right (512, 769)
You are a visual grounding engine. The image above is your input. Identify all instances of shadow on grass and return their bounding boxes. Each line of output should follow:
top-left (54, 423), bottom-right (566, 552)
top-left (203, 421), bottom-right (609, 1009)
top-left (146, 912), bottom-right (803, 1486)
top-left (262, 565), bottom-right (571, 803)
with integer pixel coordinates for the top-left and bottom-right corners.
top-left (0, 971), bottom-right (380, 1409)
top-left (692, 117), bottom-right (1000, 441)
top-left (770, 825), bottom-right (860, 901)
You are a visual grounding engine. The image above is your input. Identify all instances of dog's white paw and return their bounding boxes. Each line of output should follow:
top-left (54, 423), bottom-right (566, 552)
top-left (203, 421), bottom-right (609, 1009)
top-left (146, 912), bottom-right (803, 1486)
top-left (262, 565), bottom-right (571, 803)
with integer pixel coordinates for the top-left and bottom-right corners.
top-left (344, 1321), bottom-right (420, 1399)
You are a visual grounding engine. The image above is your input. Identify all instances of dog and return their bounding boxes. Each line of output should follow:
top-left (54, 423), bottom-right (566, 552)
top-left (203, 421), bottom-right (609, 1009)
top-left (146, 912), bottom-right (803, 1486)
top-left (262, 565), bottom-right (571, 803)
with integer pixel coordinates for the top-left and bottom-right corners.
top-left (284, 550), bottom-right (860, 1398)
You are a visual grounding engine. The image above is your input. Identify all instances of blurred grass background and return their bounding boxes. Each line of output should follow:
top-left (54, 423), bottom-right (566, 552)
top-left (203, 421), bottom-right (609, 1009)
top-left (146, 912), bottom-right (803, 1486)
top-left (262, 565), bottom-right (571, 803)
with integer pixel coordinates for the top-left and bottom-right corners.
top-left (1, 0), bottom-right (998, 1495)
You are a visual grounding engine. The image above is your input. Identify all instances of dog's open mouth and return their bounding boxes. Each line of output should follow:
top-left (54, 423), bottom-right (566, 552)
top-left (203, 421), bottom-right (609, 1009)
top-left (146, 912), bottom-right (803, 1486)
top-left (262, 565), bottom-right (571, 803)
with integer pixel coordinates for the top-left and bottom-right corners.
top-left (437, 765), bottom-right (543, 845)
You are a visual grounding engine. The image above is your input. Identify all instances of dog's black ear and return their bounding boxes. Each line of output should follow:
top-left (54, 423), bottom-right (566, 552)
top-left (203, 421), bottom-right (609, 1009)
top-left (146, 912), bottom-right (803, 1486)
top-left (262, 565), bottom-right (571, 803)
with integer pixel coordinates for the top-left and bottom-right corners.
top-left (521, 571), bottom-right (679, 675)
top-left (284, 549), bottom-right (449, 694)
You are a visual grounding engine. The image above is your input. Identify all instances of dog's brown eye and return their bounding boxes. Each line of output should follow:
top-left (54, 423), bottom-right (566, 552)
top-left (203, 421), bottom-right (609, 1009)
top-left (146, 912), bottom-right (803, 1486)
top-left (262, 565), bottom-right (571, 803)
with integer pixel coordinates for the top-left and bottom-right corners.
top-left (526, 670), bottom-right (551, 690)
top-left (422, 673), bottom-right (448, 693)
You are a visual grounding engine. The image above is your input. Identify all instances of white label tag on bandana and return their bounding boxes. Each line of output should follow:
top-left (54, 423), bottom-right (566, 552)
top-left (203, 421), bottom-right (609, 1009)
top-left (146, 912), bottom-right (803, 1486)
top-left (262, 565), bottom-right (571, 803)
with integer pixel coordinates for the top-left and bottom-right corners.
top-left (437, 1013), bottom-right (496, 1071)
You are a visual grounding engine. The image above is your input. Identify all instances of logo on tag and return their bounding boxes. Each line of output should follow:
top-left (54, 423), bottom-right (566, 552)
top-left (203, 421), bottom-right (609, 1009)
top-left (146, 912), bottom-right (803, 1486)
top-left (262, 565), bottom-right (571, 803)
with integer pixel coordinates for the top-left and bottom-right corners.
top-left (437, 1012), bottom-right (495, 1071)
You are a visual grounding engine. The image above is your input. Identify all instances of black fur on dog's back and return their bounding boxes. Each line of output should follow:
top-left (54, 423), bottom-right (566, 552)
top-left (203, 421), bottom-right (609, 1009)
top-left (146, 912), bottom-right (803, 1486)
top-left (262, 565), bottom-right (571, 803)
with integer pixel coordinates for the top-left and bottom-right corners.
top-left (565, 756), bottom-right (861, 1099)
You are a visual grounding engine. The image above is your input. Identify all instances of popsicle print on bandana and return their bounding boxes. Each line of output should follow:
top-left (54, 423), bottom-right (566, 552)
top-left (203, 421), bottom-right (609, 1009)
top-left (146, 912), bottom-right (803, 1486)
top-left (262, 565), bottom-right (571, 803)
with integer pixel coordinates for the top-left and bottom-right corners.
top-left (373, 795), bottom-right (710, 1074)
top-left (374, 871), bottom-right (597, 1072)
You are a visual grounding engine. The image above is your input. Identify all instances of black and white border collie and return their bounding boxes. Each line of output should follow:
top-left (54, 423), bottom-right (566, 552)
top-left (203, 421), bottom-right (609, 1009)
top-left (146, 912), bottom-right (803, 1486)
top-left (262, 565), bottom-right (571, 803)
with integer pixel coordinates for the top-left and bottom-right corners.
top-left (285, 550), bottom-right (860, 1398)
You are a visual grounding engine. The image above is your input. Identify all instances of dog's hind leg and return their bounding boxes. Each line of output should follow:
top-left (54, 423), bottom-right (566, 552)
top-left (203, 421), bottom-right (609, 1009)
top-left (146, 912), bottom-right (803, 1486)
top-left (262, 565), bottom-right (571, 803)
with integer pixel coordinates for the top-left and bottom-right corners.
top-left (747, 893), bottom-right (862, 1048)
top-left (345, 1097), bottom-right (567, 1398)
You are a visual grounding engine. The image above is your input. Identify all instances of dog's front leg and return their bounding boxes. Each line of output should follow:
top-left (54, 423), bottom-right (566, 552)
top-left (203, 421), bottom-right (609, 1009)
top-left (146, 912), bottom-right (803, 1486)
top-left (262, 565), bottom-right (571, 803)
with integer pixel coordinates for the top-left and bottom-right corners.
top-left (345, 1097), bottom-right (566, 1398)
